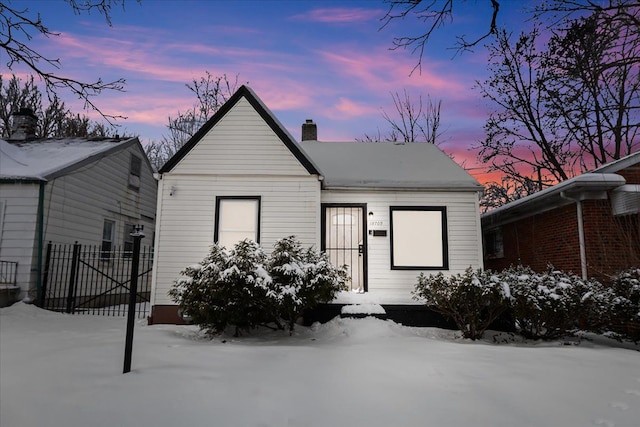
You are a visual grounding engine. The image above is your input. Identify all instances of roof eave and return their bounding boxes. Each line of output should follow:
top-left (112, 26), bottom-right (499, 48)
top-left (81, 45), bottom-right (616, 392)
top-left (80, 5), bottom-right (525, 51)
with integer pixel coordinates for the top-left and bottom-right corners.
top-left (482, 173), bottom-right (626, 226)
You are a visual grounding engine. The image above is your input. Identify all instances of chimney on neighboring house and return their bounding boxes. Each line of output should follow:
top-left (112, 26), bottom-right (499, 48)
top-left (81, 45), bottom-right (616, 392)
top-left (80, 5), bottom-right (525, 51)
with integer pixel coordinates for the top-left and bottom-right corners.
top-left (9, 108), bottom-right (38, 141)
top-left (301, 119), bottom-right (317, 141)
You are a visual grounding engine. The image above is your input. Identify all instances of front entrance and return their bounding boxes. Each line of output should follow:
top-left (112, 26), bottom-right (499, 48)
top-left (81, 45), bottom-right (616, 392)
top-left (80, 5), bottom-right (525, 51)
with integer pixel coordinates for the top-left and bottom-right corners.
top-left (321, 204), bottom-right (367, 292)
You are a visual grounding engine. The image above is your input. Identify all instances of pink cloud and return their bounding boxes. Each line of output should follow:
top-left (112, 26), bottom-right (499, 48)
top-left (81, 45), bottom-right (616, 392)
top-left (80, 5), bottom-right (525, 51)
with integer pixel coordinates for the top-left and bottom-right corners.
top-left (290, 8), bottom-right (383, 23)
top-left (316, 48), bottom-right (467, 96)
top-left (329, 97), bottom-right (379, 119)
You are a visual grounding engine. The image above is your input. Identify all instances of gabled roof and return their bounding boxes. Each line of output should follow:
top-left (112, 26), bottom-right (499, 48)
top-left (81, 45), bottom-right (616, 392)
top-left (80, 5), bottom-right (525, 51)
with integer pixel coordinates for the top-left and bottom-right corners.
top-left (299, 141), bottom-right (482, 190)
top-left (159, 85), bottom-right (320, 175)
top-left (0, 137), bottom-right (140, 182)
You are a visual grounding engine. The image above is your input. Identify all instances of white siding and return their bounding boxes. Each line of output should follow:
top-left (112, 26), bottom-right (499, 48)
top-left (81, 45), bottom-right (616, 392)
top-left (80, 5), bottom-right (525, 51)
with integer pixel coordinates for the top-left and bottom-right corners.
top-left (172, 98), bottom-right (310, 177)
top-left (0, 182), bottom-right (40, 296)
top-left (322, 189), bottom-right (483, 304)
top-left (152, 175), bottom-right (320, 305)
top-left (42, 143), bottom-right (156, 248)
top-left (152, 94), bottom-right (321, 306)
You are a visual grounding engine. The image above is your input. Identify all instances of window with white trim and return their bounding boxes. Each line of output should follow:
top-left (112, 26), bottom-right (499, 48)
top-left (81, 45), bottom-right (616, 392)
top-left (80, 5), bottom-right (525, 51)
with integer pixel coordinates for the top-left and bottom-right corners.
top-left (215, 196), bottom-right (261, 249)
top-left (390, 206), bottom-right (448, 270)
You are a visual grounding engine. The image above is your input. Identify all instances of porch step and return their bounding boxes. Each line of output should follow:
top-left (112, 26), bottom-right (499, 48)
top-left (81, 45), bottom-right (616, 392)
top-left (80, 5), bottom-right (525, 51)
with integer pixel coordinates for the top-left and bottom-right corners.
top-left (340, 304), bottom-right (387, 320)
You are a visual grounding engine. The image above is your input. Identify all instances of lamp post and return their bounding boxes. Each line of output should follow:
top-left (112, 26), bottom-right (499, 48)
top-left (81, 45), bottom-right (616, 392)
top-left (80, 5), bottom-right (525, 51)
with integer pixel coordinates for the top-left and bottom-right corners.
top-left (123, 224), bottom-right (145, 374)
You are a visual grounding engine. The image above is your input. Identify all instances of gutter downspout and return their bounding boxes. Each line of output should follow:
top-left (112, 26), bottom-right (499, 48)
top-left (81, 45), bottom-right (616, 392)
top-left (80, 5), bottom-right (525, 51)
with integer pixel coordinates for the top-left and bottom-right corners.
top-left (35, 181), bottom-right (45, 303)
top-left (560, 192), bottom-right (588, 280)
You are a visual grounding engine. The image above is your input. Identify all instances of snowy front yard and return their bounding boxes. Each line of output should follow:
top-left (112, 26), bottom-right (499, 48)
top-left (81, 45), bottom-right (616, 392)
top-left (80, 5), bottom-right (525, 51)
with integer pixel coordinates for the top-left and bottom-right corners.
top-left (1, 303), bottom-right (639, 427)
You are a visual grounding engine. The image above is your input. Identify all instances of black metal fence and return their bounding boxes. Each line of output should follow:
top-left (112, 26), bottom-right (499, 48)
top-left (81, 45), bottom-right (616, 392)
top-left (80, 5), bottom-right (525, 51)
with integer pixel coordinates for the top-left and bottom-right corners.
top-left (39, 242), bottom-right (153, 318)
top-left (0, 260), bottom-right (18, 285)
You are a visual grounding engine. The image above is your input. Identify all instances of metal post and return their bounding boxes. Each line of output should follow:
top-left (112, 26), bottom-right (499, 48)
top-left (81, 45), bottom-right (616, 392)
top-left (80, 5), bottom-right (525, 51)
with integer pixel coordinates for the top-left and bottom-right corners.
top-left (66, 242), bottom-right (81, 314)
top-left (123, 225), bottom-right (145, 374)
top-left (39, 241), bottom-right (53, 308)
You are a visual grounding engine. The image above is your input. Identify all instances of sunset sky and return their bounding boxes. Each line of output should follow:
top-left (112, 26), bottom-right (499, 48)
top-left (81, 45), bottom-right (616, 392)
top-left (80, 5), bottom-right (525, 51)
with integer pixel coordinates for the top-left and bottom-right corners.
top-left (6, 0), bottom-right (535, 183)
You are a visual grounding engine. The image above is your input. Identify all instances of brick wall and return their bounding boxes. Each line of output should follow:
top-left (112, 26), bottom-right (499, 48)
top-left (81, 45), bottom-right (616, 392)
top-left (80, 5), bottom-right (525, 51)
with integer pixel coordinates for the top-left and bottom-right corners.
top-left (486, 204), bottom-right (582, 274)
top-left (616, 163), bottom-right (640, 184)
top-left (485, 164), bottom-right (640, 281)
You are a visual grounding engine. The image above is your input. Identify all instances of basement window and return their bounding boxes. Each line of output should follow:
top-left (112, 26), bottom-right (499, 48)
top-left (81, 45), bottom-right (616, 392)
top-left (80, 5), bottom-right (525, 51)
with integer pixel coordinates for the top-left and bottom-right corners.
top-left (390, 206), bottom-right (448, 270)
top-left (214, 196), bottom-right (261, 250)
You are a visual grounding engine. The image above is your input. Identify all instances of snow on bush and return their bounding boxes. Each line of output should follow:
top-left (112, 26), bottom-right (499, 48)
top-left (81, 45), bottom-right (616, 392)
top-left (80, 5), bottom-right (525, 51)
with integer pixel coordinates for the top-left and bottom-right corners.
top-left (268, 236), bottom-right (348, 333)
top-left (600, 267), bottom-right (640, 342)
top-left (413, 267), bottom-right (511, 340)
top-left (170, 236), bottom-right (347, 336)
top-left (503, 265), bottom-right (596, 340)
top-left (415, 265), bottom-right (640, 342)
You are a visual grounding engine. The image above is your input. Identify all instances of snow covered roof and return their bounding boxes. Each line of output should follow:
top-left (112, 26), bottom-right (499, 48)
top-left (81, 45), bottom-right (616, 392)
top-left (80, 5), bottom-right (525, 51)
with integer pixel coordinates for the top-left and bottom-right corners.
top-left (299, 141), bottom-right (481, 190)
top-left (588, 150), bottom-right (640, 174)
top-left (482, 173), bottom-right (627, 227)
top-left (159, 85), bottom-right (478, 191)
top-left (0, 137), bottom-right (138, 182)
top-left (482, 151), bottom-right (640, 226)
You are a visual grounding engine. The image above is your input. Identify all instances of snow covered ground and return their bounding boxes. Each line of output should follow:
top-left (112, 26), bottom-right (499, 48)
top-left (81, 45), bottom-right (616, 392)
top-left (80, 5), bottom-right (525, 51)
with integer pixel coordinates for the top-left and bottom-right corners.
top-left (1, 302), bottom-right (639, 427)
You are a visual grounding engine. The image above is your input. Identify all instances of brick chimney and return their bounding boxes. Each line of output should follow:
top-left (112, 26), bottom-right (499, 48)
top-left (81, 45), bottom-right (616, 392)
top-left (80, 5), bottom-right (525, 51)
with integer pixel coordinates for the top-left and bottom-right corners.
top-left (9, 108), bottom-right (38, 141)
top-left (301, 119), bottom-right (317, 141)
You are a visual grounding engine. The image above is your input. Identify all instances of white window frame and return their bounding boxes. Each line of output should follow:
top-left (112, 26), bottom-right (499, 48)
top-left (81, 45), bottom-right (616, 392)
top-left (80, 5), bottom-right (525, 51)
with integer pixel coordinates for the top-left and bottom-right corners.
top-left (214, 196), bottom-right (261, 249)
top-left (389, 206), bottom-right (449, 270)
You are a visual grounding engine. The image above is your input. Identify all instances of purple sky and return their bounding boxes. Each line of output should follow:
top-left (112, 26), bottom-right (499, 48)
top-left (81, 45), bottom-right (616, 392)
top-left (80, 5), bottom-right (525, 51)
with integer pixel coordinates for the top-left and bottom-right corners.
top-left (7, 1), bottom-right (534, 183)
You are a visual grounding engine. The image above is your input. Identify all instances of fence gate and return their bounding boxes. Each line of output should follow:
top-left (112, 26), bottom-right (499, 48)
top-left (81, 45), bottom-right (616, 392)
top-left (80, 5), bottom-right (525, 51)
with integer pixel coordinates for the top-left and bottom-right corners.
top-left (39, 242), bottom-right (153, 318)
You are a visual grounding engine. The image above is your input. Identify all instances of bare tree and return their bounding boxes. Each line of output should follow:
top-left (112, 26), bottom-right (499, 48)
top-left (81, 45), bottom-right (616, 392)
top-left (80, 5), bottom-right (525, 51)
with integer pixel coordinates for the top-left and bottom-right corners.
top-left (144, 72), bottom-right (243, 170)
top-left (0, 0), bottom-right (139, 122)
top-left (545, 11), bottom-right (640, 167)
top-left (380, 0), bottom-right (501, 73)
top-left (480, 177), bottom-right (539, 213)
top-left (476, 7), bottom-right (640, 190)
top-left (1, 74), bottom-right (114, 138)
top-left (359, 89), bottom-right (442, 143)
top-left (380, 0), bottom-right (640, 72)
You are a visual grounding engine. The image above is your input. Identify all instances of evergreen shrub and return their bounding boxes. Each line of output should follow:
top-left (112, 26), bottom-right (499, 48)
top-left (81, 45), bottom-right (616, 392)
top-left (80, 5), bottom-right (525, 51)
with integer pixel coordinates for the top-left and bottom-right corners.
top-left (169, 236), bottom-right (347, 336)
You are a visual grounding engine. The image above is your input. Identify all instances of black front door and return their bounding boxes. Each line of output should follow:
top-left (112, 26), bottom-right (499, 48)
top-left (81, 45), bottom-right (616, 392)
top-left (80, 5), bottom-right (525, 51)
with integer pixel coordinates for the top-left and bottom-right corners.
top-left (321, 204), bottom-right (367, 292)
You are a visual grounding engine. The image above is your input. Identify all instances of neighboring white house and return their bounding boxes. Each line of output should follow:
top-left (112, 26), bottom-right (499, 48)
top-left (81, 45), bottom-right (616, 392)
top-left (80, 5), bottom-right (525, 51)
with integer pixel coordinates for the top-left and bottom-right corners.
top-left (150, 86), bottom-right (483, 324)
top-left (0, 112), bottom-right (156, 305)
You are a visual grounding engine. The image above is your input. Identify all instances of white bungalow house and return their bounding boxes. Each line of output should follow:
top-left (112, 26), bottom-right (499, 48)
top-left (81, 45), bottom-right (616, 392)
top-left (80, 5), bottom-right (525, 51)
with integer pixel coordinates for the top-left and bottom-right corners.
top-left (150, 86), bottom-right (483, 324)
top-left (0, 110), bottom-right (156, 306)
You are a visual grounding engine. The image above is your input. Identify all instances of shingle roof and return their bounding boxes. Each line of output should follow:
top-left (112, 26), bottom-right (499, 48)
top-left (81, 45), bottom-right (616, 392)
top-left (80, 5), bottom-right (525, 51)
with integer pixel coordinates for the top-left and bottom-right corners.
top-left (299, 141), bottom-right (481, 190)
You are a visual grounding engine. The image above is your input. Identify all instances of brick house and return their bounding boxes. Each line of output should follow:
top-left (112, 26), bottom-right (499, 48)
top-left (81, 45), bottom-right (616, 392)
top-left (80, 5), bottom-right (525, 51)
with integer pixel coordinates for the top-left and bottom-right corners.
top-left (482, 151), bottom-right (640, 282)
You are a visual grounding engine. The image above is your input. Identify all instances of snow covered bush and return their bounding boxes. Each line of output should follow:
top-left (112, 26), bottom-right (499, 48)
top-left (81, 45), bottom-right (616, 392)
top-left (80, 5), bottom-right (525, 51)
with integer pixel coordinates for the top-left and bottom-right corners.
top-left (504, 266), bottom-right (590, 340)
top-left (169, 240), bottom-right (275, 336)
top-left (170, 237), bottom-right (348, 336)
top-left (413, 267), bottom-right (511, 340)
top-left (268, 236), bottom-right (348, 332)
top-left (602, 268), bottom-right (640, 341)
top-left (168, 244), bottom-right (231, 335)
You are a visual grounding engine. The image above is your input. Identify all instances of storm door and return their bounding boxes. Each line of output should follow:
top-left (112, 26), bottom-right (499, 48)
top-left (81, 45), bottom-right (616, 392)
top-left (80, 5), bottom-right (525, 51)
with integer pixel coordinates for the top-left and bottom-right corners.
top-left (321, 204), bottom-right (367, 292)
